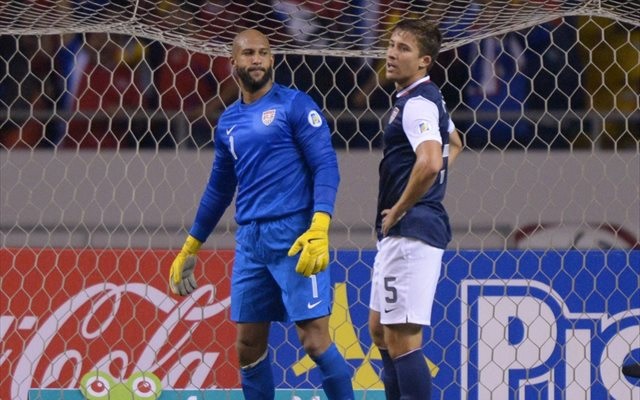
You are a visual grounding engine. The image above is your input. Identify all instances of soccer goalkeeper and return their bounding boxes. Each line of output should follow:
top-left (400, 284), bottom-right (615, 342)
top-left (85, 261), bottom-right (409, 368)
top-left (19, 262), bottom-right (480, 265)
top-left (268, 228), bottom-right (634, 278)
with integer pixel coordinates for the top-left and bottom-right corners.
top-left (168, 29), bottom-right (354, 399)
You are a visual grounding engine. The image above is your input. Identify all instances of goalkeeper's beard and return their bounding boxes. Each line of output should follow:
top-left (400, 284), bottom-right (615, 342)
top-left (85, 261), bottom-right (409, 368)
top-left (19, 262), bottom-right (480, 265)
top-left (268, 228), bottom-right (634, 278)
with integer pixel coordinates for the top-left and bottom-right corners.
top-left (236, 66), bottom-right (273, 93)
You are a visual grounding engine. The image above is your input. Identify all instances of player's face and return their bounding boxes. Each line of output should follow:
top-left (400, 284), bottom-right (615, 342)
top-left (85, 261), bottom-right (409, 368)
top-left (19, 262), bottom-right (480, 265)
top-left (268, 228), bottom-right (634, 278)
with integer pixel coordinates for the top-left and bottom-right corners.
top-left (232, 33), bottom-right (274, 93)
top-left (385, 29), bottom-right (431, 88)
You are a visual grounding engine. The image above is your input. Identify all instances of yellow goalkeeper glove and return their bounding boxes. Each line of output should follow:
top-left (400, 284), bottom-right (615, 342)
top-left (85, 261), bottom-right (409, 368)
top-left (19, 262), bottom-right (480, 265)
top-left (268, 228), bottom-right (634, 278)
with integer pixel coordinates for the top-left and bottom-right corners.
top-left (288, 212), bottom-right (331, 277)
top-left (169, 235), bottom-right (202, 296)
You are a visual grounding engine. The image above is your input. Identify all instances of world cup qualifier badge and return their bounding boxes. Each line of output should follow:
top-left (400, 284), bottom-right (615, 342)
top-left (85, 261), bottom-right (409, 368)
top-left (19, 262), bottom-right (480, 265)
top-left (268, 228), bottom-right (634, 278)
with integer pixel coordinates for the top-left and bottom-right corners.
top-left (419, 121), bottom-right (430, 134)
top-left (262, 109), bottom-right (276, 126)
top-left (308, 110), bottom-right (322, 127)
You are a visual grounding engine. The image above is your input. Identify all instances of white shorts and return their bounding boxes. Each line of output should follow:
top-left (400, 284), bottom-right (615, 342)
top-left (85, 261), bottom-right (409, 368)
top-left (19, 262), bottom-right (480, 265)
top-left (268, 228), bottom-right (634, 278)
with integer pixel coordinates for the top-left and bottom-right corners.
top-left (369, 236), bottom-right (443, 325)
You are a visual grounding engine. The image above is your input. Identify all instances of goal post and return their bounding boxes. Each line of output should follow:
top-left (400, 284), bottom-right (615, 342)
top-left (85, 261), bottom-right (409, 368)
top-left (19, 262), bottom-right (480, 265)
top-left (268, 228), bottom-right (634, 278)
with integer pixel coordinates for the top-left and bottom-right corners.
top-left (1, 1), bottom-right (639, 399)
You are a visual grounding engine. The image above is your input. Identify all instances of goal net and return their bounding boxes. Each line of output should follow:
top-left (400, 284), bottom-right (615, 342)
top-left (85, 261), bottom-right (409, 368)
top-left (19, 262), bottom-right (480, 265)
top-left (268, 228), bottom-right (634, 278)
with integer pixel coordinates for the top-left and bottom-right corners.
top-left (1, 1), bottom-right (638, 399)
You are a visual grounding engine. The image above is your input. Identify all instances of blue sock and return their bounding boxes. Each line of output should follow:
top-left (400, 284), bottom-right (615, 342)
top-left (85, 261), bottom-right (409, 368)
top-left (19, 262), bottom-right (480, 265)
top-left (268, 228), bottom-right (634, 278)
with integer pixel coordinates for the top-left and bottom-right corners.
top-left (379, 348), bottom-right (401, 400)
top-left (240, 351), bottom-right (275, 400)
top-left (311, 343), bottom-right (354, 400)
top-left (394, 349), bottom-right (431, 399)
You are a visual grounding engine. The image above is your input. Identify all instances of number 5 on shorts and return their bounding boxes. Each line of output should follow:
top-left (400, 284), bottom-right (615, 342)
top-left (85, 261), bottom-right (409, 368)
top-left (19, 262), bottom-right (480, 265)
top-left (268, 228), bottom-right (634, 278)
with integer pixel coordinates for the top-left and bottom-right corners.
top-left (384, 276), bottom-right (397, 303)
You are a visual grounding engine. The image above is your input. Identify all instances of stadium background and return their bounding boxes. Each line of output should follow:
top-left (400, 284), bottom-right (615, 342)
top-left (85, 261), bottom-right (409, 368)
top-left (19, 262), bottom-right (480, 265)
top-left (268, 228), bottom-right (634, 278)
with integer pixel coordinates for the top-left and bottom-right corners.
top-left (1, 1), bottom-right (639, 399)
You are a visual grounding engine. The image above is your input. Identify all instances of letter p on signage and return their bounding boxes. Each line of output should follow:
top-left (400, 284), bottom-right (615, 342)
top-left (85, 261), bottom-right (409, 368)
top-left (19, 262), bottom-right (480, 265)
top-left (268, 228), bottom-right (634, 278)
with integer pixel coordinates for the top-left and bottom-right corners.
top-left (461, 280), bottom-right (563, 400)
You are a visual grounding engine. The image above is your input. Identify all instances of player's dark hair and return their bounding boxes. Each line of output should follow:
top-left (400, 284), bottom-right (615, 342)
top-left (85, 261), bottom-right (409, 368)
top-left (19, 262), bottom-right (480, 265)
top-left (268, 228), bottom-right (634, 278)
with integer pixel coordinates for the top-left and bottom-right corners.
top-left (393, 19), bottom-right (442, 69)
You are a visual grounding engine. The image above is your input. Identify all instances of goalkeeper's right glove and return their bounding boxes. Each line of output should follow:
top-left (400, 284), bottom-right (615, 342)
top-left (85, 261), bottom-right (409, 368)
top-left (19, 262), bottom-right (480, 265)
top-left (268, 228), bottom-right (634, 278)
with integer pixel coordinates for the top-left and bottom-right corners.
top-left (169, 235), bottom-right (202, 296)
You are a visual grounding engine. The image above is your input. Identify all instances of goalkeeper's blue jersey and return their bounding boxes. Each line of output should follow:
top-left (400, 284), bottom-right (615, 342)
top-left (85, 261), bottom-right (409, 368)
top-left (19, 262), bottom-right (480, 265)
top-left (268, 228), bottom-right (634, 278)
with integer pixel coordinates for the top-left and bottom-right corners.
top-left (189, 83), bottom-right (340, 241)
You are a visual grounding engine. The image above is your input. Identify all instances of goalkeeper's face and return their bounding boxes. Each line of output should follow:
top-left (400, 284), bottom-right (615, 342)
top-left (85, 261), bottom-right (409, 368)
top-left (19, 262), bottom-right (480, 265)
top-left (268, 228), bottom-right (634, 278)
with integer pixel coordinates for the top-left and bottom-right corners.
top-left (232, 29), bottom-right (274, 93)
top-left (235, 63), bottom-right (274, 93)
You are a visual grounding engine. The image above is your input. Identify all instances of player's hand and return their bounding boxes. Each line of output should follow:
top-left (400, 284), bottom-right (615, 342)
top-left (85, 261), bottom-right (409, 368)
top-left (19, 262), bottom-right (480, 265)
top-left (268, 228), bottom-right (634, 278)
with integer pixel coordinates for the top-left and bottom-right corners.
top-left (169, 235), bottom-right (202, 296)
top-left (288, 212), bottom-right (331, 277)
top-left (381, 207), bottom-right (406, 236)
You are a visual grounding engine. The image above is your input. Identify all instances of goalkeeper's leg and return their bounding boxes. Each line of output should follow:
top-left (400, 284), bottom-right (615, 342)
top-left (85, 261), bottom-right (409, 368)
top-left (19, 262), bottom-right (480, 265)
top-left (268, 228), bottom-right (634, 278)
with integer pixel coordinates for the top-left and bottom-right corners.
top-left (296, 317), bottom-right (354, 400)
top-left (231, 244), bottom-right (282, 398)
top-left (237, 322), bottom-right (275, 399)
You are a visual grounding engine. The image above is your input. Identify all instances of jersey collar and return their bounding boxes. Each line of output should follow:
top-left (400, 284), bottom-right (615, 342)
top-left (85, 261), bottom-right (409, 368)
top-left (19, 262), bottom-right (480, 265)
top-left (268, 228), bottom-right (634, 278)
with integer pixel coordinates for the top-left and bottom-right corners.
top-left (396, 76), bottom-right (431, 98)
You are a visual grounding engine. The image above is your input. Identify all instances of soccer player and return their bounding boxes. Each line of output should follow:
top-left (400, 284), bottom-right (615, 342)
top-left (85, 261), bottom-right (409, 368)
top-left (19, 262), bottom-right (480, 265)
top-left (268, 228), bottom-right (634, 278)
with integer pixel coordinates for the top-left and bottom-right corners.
top-left (168, 29), bottom-right (354, 400)
top-left (368, 20), bottom-right (463, 399)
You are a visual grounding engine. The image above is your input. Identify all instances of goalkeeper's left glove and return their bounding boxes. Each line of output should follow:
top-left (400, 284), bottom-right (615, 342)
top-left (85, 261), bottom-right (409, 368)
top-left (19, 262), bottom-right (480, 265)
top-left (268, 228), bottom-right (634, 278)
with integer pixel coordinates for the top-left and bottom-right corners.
top-left (288, 212), bottom-right (331, 277)
top-left (169, 235), bottom-right (202, 296)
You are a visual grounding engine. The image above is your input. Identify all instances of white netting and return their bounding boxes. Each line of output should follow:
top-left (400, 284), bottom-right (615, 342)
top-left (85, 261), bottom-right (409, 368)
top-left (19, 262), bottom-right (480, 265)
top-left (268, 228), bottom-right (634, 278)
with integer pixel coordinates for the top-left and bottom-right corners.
top-left (1, 1), bottom-right (639, 56)
top-left (1, 1), bottom-right (639, 399)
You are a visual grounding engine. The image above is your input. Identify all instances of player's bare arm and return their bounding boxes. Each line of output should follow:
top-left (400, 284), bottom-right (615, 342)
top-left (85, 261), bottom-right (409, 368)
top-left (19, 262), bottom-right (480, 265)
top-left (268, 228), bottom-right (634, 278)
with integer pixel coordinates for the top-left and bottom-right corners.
top-left (448, 128), bottom-right (463, 167)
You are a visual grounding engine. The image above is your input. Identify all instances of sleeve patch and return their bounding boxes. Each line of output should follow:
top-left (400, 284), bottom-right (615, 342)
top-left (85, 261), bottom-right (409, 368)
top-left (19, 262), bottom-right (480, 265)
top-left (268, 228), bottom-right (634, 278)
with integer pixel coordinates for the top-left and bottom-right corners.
top-left (308, 110), bottom-right (323, 127)
top-left (419, 121), bottom-right (431, 134)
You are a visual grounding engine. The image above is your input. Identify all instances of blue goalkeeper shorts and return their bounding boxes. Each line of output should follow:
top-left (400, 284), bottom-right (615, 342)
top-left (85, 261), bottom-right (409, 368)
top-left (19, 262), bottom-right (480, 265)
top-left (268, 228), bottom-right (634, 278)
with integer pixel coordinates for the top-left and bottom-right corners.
top-left (230, 211), bottom-right (332, 323)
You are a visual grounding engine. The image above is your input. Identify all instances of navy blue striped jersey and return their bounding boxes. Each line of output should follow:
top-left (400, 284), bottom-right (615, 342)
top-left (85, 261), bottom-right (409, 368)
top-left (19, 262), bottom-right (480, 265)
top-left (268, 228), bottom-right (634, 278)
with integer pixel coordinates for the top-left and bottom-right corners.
top-left (189, 83), bottom-right (340, 242)
top-left (376, 76), bottom-right (455, 249)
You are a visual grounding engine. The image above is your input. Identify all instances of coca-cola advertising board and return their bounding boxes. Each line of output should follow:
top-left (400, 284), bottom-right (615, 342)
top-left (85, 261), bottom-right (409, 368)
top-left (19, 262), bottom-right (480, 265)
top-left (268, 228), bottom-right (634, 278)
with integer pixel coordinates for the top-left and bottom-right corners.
top-left (1, 248), bottom-right (240, 400)
top-left (2, 248), bottom-right (639, 399)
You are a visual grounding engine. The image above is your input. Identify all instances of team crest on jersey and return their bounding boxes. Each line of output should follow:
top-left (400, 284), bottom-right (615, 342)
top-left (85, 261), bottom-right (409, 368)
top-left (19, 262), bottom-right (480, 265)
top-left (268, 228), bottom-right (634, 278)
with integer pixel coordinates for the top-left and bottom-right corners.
top-left (389, 107), bottom-right (399, 124)
top-left (308, 110), bottom-right (322, 127)
top-left (262, 109), bottom-right (276, 126)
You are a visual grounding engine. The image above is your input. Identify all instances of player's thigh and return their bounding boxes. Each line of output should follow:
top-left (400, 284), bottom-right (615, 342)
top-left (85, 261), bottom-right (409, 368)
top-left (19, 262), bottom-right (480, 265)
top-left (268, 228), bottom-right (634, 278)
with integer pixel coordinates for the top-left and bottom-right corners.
top-left (369, 236), bottom-right (405, 315)
top-left (261, 213), bottom-right (332, 321)
top-left (368, 310), bottom-right (385, 348)
top-left (270, 254), bottom-right (332, 321)
top-left (374, 236), bottom-right (443, 326)
top-left (231, 226), bottom-right (287, 322)
top-left (369, 242), bottom-right (384, 313)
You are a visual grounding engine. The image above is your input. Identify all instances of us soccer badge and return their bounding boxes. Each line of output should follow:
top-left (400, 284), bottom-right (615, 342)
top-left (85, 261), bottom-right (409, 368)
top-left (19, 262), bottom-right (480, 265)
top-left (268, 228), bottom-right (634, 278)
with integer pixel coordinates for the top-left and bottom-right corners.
top-left (262, 109), bottom-right (276, 125)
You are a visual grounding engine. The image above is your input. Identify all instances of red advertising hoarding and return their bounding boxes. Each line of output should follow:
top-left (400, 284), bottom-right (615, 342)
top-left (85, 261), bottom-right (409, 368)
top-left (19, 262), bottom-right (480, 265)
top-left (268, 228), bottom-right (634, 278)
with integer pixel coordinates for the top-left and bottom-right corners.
top-left (1, 248), bottom-right (239, 400)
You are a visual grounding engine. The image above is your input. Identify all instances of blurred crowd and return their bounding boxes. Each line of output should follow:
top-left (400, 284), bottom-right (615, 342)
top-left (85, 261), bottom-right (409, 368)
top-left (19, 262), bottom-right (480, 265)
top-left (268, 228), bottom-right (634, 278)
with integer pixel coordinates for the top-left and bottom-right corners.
top-left (0, 0), bottom-right (638, 150)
